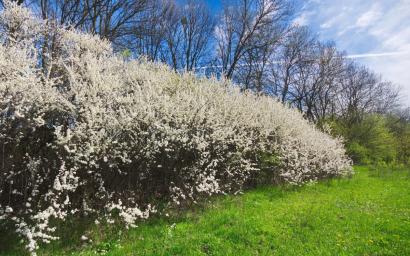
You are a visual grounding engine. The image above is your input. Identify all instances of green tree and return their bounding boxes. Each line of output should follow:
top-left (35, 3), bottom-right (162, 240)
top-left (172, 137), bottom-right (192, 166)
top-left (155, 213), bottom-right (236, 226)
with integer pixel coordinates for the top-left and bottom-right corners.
top-left (332, 114), bottom-right (398, 165)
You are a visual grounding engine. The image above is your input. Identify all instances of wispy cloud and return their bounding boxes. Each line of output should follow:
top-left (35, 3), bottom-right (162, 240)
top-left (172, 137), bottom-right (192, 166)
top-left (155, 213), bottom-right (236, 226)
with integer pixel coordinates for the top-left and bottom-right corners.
top-left (292, 11), bottom-right (313, 26)
top-left (355, 9), bottom-right (382, 28)
top-left (294, 0), bottom-right (410, 105)
top-left (346, 52), bottom-right (410, 58)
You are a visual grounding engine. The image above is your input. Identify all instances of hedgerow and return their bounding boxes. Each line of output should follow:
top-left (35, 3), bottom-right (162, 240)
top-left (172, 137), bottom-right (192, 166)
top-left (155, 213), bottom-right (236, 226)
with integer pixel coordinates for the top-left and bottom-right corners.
top-left (0, 1), bottom-right (352, 254)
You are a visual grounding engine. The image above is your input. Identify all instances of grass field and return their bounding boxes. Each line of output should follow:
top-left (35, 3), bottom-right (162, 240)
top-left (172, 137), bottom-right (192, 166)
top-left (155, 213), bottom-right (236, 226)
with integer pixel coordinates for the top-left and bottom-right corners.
top-left (1, 166), bottom-right (409, 255)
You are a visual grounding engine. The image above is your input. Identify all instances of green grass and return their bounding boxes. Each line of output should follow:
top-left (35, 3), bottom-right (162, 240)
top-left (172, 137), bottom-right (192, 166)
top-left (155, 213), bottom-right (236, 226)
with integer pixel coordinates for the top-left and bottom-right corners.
top-left (1, 166), bottom-right (409, 255)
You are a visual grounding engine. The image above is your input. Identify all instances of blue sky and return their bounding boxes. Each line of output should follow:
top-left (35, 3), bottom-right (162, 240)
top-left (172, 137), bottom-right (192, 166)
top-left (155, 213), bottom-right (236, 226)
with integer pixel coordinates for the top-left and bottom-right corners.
top-left (207, 0), bottom-right (410, 106)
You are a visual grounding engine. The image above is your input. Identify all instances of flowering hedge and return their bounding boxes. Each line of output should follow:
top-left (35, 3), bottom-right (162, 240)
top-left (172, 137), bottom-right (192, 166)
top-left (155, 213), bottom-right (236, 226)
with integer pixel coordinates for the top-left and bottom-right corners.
top-left (0, 2), bottom-right (352, 254)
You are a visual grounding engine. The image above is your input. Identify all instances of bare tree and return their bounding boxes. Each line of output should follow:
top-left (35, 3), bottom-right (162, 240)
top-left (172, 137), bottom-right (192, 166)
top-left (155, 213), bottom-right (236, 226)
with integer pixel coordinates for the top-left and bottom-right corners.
top-left (160, 0), bottom-right (215, 71)
top-left (161, 0), bottom-right (183, 70)
top-left (234, 16), bottom-right (286, 92)
top-left (213, 0), bottom-right (292, 79)
top-left (269, 25), bottom-right (316, 101)
top-left (179, 0), bottom-right (215, 71)
top-left (25, 0), bottom-right (151, 50)
top-left (307, 42), bottom-right (345, 121)
top-left (338, 61), bottom-right (402, 124)
top-left (127, 0), bottom-right (172, 61)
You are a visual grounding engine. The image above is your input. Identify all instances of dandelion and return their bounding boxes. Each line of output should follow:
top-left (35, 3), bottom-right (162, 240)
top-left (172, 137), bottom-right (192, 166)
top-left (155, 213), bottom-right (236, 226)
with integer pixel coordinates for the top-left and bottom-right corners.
top-left (369, 240), bottom-right (373, 243)
top-left (337, 244), bottom-right (341, 246)
top-left (337, 234), bottom-right (342, 237)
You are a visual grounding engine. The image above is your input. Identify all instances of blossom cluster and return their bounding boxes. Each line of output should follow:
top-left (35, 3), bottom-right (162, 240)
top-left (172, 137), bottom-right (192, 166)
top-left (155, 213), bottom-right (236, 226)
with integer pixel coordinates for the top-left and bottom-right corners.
top-left (0, 1), bottom-right (352, 254)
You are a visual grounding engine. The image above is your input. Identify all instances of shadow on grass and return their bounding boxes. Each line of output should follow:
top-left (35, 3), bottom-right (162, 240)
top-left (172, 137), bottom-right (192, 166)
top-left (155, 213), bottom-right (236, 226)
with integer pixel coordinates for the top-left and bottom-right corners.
top-left (0, 215), bottom-right (98, 256)
top-left (0, 221), bottom-right (28, 256)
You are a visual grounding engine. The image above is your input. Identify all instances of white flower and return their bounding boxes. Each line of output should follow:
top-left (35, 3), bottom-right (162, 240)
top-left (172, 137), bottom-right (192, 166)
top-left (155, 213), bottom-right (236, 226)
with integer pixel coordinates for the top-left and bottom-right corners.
top-left (0, 2), bottom-right (352, 253)
top-left (53, 179), bottom-right (62, 191)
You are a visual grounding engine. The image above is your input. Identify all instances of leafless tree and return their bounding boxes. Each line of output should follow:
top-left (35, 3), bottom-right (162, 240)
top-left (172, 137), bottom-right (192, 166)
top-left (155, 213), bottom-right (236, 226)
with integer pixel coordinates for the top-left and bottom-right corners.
top-left (161, 0), bottom-right (183, 70)
top-left (213, 0), bottom-right (292, 79)
top-left (338, 61), bottom-right (402, 124)
top-left (24, 0), bottom-right (151, 50)
top-left (306, 42), bottom-right (345, 121)
top-left (269, 25), bottom-right (316, 101)
top-left (179, 0), bottom-right (215, 71)
top-left (160, 0), bottom-right (215, 71)
top-left (127, 0), bottom-right (171, 61)
top-left (234, 17), bottom-right (286, 92)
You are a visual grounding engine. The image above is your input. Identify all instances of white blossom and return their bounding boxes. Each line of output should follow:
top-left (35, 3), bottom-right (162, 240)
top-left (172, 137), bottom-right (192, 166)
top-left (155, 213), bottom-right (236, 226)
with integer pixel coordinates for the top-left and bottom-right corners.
top-left (0, 2), bottom-right (352, 255)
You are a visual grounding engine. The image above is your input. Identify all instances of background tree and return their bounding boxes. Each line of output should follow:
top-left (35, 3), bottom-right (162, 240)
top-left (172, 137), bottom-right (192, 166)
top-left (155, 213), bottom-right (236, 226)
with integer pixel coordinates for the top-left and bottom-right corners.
top-left (177, 0), bottom-right (215, 71)
top-left (128, 0), bottom-right (174, 61)
top-left (269, 25), bottom-right (316, 101)
top-left (233, 16), bottom-right (286, 92)
top-left (23, 0), bottom-right (151, 50)
top-left (212, 0), bottom-right (291, 79)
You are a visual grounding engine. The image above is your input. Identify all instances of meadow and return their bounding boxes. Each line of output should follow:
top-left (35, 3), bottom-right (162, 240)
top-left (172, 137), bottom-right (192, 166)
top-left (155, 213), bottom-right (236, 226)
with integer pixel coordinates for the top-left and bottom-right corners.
top-left (2, 165), bottom-right (408, 255)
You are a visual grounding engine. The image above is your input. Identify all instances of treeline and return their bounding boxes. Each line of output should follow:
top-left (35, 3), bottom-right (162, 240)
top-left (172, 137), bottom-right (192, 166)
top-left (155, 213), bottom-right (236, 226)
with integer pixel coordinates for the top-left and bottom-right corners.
top-left (3, 0), bottom-right (409, 164)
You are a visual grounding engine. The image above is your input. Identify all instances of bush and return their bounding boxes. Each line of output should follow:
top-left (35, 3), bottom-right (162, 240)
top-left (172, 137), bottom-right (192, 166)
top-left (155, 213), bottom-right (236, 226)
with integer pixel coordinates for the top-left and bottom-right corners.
top-left (0, 2), bottom-right (352, 254)
top-left (331, 114), bottom-right (398, 165)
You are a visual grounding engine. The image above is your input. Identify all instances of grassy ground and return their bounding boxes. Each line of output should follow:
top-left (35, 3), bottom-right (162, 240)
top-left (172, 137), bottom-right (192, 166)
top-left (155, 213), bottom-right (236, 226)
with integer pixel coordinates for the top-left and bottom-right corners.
top-left (1, 166), bottom-right (409, 255)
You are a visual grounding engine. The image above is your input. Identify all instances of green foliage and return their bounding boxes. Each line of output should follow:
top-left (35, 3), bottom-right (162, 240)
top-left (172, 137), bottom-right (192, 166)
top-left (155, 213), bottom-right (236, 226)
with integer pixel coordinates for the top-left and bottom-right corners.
top-left (252, 149), bottom-right (283, 186)
top-left (331, 114), bottom-right (401, 165)
top-left (384, 114), bottom-right (410, 164)
top-left (259, 149), bottom-right (281, 169)
top-left (346, 142), bottom-right (371, 164)
top-left (94, 237), bottom-right (120, 254)
top-left (120, 47), bottom-right (132, 59)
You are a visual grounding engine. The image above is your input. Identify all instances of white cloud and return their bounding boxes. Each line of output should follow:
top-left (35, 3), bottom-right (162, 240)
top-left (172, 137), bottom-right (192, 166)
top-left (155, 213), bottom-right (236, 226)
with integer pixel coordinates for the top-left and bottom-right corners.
top-left (320, 17), bottom-right (336, 29)
top-left (346, 52), bottom-right (408, 58)
top-left (292, 11), bottom-right (313, 26)
top-left (355, 10), bottom-right (382, 28)
top-left (295, 0), bottom-right (410, 105)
